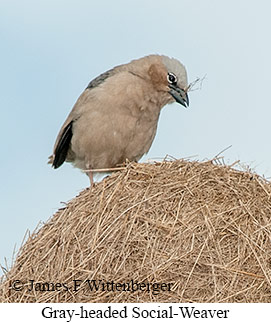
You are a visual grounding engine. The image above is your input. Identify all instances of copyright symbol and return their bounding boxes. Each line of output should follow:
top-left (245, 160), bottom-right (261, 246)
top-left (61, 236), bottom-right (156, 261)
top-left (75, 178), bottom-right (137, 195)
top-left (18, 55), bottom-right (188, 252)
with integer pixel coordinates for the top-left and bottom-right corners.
top-left (12, 280), bottom-right (23, 291)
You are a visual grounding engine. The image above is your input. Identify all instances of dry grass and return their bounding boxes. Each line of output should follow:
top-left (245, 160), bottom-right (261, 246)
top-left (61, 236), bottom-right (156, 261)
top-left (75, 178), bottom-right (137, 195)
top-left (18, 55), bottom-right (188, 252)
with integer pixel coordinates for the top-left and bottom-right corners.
top-left (1, 158), bottom-right (271, 302)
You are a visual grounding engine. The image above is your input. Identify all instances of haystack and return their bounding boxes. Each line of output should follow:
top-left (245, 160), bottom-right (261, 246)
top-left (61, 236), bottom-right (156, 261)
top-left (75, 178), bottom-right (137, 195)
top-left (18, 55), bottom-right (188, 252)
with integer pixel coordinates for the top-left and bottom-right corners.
top-left (1, 159), bottom-right (271, 302)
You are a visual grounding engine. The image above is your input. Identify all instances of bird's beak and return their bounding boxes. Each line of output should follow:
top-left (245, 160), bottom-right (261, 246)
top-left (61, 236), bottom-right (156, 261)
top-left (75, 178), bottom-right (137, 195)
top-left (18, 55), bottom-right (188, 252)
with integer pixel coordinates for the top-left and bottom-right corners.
top-left (169, 85), bottom-right (189, 108)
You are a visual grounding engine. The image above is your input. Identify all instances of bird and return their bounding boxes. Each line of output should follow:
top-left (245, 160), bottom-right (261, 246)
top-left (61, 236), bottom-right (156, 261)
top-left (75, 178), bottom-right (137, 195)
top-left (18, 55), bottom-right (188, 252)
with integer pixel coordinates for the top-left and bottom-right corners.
top-left (48, 54), bottom-right (189, 185)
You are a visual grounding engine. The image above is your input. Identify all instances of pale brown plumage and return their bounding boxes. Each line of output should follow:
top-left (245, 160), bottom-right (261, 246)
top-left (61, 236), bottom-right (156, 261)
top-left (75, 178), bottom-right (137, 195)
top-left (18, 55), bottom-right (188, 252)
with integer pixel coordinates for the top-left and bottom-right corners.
top-left (48, 54), bottom-right (189, 184)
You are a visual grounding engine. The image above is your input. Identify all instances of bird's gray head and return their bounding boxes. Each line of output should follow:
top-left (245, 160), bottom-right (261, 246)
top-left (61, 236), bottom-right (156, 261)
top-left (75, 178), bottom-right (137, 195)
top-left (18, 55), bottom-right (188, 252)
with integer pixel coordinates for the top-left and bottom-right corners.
top-left (128, 55), bottom-right (189, 108)
top-left (161, 55), bottom-right (189, 108)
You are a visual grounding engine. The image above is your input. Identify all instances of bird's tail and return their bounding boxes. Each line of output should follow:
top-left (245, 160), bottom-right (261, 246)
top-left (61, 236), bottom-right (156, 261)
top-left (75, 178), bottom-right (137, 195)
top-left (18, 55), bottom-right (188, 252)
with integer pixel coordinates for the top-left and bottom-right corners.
top-left (47, 155), bottom-right (54, 165)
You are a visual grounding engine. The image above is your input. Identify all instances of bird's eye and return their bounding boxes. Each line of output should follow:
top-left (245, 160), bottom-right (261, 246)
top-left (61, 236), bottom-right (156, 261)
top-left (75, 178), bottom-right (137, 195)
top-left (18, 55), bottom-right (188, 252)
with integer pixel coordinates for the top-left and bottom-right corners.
top-left (167, 72), bottom-right (178, 85)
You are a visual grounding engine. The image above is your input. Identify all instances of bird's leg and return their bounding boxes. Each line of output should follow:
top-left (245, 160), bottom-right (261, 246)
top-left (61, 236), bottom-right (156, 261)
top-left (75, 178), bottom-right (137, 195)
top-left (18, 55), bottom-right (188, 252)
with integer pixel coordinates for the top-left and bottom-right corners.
top-left (85, 162), bottom-right (94, 188)
top-left (86, 170), bottom-right (94, 188)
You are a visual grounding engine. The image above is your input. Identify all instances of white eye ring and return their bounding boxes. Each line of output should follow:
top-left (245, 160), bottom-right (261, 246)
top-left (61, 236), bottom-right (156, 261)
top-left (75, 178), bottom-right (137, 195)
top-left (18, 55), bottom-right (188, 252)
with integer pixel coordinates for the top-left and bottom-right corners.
top-left (167, 72), bottom-right (178, 85)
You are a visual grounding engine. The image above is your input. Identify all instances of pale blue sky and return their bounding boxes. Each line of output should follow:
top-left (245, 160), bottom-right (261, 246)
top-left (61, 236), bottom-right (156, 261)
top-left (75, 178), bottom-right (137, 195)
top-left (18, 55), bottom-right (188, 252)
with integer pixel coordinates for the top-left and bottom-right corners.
top-left (1, 0), bottom-right (271, 266)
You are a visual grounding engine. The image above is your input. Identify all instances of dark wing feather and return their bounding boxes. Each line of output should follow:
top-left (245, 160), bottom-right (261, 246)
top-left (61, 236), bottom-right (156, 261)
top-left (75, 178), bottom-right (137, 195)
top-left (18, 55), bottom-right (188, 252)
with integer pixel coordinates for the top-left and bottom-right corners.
top-left (86, 68), bottom-right (116, 90)
top-left (52, 121), bottom-right (73, 169)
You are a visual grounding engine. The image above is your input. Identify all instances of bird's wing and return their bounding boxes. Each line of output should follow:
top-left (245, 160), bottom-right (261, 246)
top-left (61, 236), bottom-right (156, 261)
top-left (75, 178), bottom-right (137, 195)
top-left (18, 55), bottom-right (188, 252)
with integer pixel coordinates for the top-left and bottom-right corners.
top-left (48, 89), bottom-right (92, 168)
top-left (51, 120), bottom-right (73, 169)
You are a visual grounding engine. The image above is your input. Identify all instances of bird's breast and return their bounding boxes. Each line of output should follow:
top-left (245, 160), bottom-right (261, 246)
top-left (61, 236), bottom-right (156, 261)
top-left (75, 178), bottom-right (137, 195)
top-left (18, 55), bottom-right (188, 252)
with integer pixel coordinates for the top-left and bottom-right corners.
top-left (69, 76), bottom-right (164, 170)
